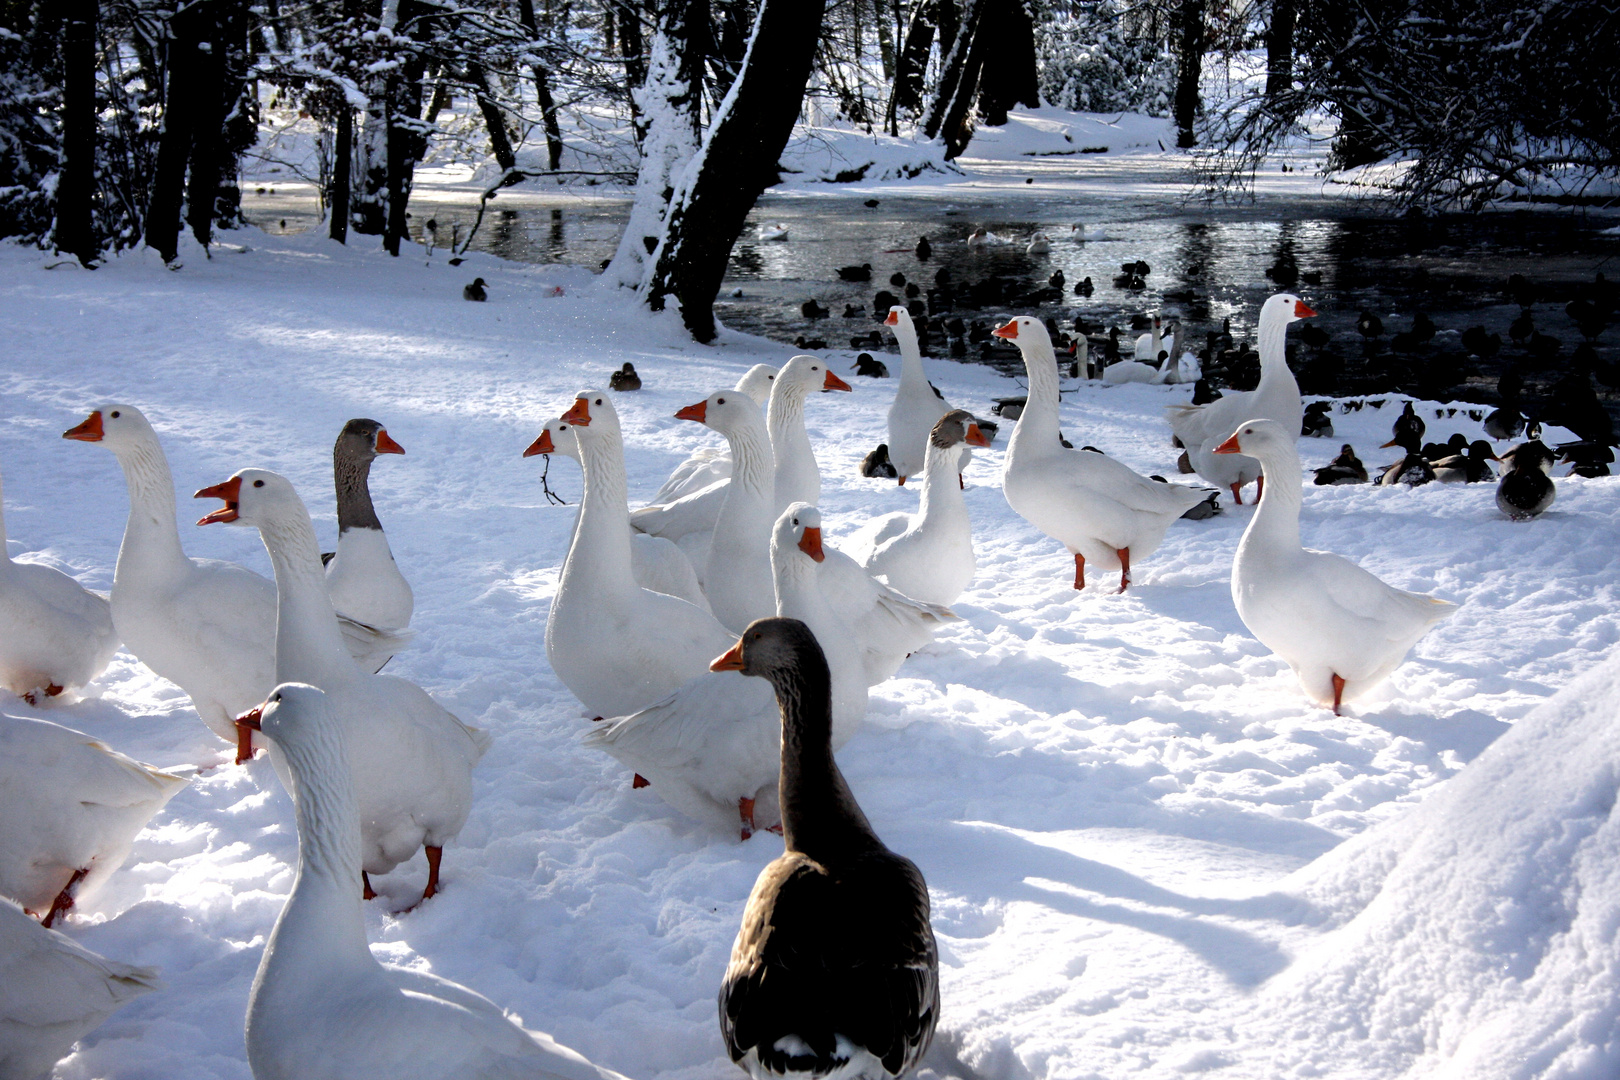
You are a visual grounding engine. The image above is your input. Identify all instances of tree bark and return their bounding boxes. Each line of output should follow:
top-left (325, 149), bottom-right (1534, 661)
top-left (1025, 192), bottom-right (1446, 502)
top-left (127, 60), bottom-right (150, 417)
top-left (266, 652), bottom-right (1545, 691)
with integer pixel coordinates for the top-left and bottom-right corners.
top-left (57, 0), bottom-right (99, 265)
top-left (616, 1), bottom-right (648, 142)
top-left (145, 1), bottom-right (202, 261)
top-left (383, 0), bottom-right (430, 256)
top-left (184, 0), bottom-right (223, 249)
top-left (975, 0), bottom-right (1038, 126)
top-left (1265, 0), bottom-right (1296, 100)
top-left (469, 64), bottom-right (517, 172)
top-left (515, 0), bottom-right (565, 170)
top-left (920, 0), bottom-right (984, 156)
top-left (1173, 0), bottom-right (1205, 148)
top-left (645, 0), bottom-right (827, 342)
top-left (887, 0), bottom-right (936, 123)
top-left (328, 106), bottom-right (352, 242)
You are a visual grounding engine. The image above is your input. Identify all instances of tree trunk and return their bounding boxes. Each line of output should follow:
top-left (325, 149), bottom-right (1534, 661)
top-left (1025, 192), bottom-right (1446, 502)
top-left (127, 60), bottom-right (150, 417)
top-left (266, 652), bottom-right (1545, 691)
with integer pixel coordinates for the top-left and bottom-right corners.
top-left (1265, 0), bottom-right (1295, 100)
top-left (887, 0), bottom-right (936, 124)
top-left (184, 0), bottom-right (224, 249)
top-left (469, 64), bottom-right (517, 172)
top-left (975, 0), bottom-right (1038, 127)
top-left (383, 0), bottom-right (430, 256)
top-left (617, 1), bottom-right (648, 142)
top-left (145, 2), bottom-right (201, 261)
top-left (645, 0), bottom-right (827, 342)
top-left (56, 0), bottom-right (98, 265)
top-left (515, 0), bottom-right (565, 170)
top-left (329, 106), bottom-right (352, 242)
top-left (920, 0), bottom-right (984, 155)
top-left (1173, 0), bottom-right (1204, 148)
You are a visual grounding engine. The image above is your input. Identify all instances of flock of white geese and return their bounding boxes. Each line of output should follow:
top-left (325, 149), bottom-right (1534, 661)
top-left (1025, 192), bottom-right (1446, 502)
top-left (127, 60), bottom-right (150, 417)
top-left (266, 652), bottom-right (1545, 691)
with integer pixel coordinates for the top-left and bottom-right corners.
top-left (1, 293), bottom-right (1470, 1080)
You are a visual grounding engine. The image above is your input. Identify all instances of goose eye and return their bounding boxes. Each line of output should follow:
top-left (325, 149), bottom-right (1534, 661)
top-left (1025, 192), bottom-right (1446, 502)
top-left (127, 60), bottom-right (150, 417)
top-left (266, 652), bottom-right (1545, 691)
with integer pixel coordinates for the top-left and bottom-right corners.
top-left (595, 398), bottom-right (603, 405)
top-left (717, 397), bottom-right (726, 404)
top-left (271, 692), bottom-right (281, 702)
top-left (253, 480), bottom-right (265, 488)
top-left (110, 410), bottom-right (121, 418)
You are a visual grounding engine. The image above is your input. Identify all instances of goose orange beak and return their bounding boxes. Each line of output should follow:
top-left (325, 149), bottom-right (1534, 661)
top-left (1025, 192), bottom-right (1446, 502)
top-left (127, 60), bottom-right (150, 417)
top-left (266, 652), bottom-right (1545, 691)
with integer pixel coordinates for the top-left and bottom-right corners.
top-left (966, 423), bottom-right (991, 448)
top-left (234, 705), bottom-right (262, 765)
top-left (194, 477), bottom-right (242, 524)
top-left (884, 310), bottom-right (900, 326)
top-left (523, 429), bottom-right (555, 457)
top-left (562, 398), bottom-right (591, 426)
top-left (675, 400), bottom-right (707, 423)
top-left (710, 640), bottom-right (745, 672)
top-left (1295, 301), bottom-right (1317, 318)
top-left (798, 526), bottom-right (825, 563)
top-left (823, 370), bottom-right (852, 392)
top-left (991, 319), bottom-right (1018, 339)
top-left (374, 429), bottom-right (405, 455)
top-left (1214, 434), bottom-right (1242, 455)
top-left (63, 411), bottom-right (104, 441)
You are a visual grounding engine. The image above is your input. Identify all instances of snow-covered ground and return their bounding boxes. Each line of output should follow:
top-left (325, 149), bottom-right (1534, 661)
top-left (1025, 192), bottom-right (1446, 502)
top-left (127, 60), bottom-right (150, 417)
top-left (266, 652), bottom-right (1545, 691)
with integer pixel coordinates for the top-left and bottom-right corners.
top-left (3, 222), bottom-right (1618, 1080)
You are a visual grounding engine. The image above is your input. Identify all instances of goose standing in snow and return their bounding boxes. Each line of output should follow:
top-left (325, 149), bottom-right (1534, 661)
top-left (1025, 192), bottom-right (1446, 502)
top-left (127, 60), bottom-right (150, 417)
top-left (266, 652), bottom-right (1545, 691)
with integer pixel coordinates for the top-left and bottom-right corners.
top-left (0, 460), bottom-right (118, 703)
top-left (856, 411), bottom-right (987, 606)
top-left (525, 418), bottom-right (710, 611)
top-left (323, 419), bottom-right (413, 667)
top-left (995, 317), bottom-right (1208, 592)
top-left (0, 898), bottom-right (161, 1079)
top-left (1165, 295), bottom-right (1313, 504)
top-left (243, 684), bottom-right (627, 1080)
top-left (884, 307), bottom-right (961, 484)
top-left (63, 406), bottom-right (404, 748)
top-left (544, 393), bottom-right (736, 718)
top-left (584, 505), bottom-right (870, 839)
top-left (199, 470), bottom-right (488, 903)
top-left (1496, 439), bottom-right (1557, 520)
top-left (0, 713), bottom-right (186, 926)
top-left (650, 364), bottom-right (778, 507)
top-left (1216, 419), bottom-right (1456, 713)
top-left (716, 618), bottom-right (938, 1080)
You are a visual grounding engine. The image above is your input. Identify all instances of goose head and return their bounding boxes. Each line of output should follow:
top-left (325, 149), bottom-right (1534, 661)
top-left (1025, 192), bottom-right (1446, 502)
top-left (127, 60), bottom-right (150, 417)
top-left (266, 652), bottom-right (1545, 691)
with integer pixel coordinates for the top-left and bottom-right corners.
top-left (774, 356), bottom-right (852, 403)
top-left (735, 364), bottom-right (778, 407)
top-left (523, 416), bottom-right (578, 460)
top-left (990, 315), bottom-right (1055, 359)
top-left (62, 403), bottom-right (158, 453)
top-left (253, 682), bottom-right (337, 755)
top-left (772, 503), bottom-right (825, 569)
top-left (1260, 293), bottom-right (1317, 327)
top-left (194, 467), bottom-right (305, 528)
top-left (1215, 418), bottom-right (1292, 458)
top-left (556, 391), bottom-right (622, 445)
top-left (675, 388), bottom-right (766, 440)
top-left (336, 418), bottom-right (404, 465)
top-left (709, 616), bottom-right (824, 681)
top-left (932, 410), bottom-right (991, 458)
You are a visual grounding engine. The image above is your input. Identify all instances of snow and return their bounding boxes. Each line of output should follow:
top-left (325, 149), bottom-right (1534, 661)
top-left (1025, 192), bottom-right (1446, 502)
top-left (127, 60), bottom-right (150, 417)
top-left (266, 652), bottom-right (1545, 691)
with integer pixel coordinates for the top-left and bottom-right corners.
top-left (2, 223), bottom-right (1619, 1080)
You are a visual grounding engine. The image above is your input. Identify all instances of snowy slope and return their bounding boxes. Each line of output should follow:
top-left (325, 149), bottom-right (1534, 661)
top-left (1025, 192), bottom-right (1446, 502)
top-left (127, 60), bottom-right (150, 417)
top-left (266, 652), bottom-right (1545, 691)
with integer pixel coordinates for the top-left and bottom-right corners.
top-left (0, 229), bottom-right (1617, 1080)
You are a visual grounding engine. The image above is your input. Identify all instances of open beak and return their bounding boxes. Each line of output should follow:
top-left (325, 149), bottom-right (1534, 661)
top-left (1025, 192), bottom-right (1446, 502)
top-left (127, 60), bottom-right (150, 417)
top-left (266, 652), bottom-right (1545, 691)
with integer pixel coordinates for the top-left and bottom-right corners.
top-left (1294, 301), bottom-right (1317, 318)
top-left (884, 310), bottom-right (900, 326)
top-left (675, 401), bottom-right (708, 423)
top-left (1213, 434), bottom-right (1242, 455)
top-left (991, 319), bottom-right (1018, 340)
top-left (194, 477), bottom-right (242, 524)
top-left (235, 705), bottom-right (262, 765)
top-left (823, 370), bottom-right (852, 392)
top-left (966, 423), bottom-right (991, 448)
top-left (710, 640), bottom-right (745, 672)
top-left (798, 526), bottom-right (825, 563)
top-left (63, 411), bottom-right (104, 441)
top-left (562, 398), bottom-right (591, 426)
top-left (374, 429), bottom-right (405, 455)
top-left (523, 429), bottom-right (555, 457)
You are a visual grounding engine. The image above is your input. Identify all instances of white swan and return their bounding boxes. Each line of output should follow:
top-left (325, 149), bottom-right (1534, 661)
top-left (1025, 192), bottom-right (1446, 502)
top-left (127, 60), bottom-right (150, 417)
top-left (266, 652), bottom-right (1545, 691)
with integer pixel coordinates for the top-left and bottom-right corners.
top-left (544, 393), bottom-right (736, 718)
top-left (244, 683), bottom-right (627, 1080)
top-left (649, 365), bottom-right (777, 506)
top-left (323, 419), bottom-right (414, 645)
top-left (1165, 294), bottom-right (1313, 504)
top-left (884, 308), bottom-right (961, 483)
top-left (1217, 419), bottom-right (1457, 712)
top-left (1026, 232), bottom-right (1052, 255)
top-left (525, 417), bottom-right (709, 611)
top-left (0, 713), bottom-right (187, 927)
top-left (995, 316), bottom-right (1208, 592)
top-left (0, 459), bottom-right (117, 703)
top-left (201, 470), bottom-right (488, 903)
top-left (0, 897), bottom-right (161, 1080)
top-left (62, 406), bottom-right (406, 745)
top-left (1132, 316), bottom-right (1163, 363)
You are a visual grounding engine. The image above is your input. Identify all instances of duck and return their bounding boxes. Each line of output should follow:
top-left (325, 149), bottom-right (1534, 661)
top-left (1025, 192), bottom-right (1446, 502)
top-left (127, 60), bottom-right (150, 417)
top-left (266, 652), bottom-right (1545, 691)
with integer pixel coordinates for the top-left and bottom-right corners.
top-left (242, 684), bottom-right (628, 1080)
top-left (323, 419), bottom-right (414, 657)
top-left (852, 353), bottom-right (889, 378)
top-left (1482, 402), bottom-right (1525, 441)
top-left (649, 365), bottom-right (778, 507)
top-left (794, 336), bottom-right (828, 352)
top-left (524, 419), bottom-right (710, 611)
top-left (0, 713), bottom-right (187, 926)
top-left (884, 307), bottom-right (961, 483)
top-left (609, 362), bottom-right (642, 391)
top-left (1432, 440), bottom-right (1500, 483)
top-left (1165, 294), bottom-right (1313, 504)
top-left (63, 406), bottom-right (404, 746)
top-left (1313, 445), bottom-right (1369, 485)
top-left (1301, 400), bottom-right (1334, 438)
top-left (584, 505), bottom-right (869, 838)
top-left (856, 412), bottom-right (986, 606)
top-left (0, 459), bottom-right (118, 703)
top-left (715, 618), bottom-right (939, 1080)
top-left (1026, 232), bottom-right (1052, 255)
top-left (801, 300), bottom-right (830, 320)
top-left (1555, 440), bottom-right (1614, 478)
top-left (837, 263), bottom-right (872, 283)
top-left (1390, 401), bottom-right (1425, 446)
top-left (540, 394), bottom-right (738, 718)
top-left (859, 444), bottom-right (898, 479)
top-left (1216, 420), bottom-right (1456, 713)
top-left (462, 277), bottom-right (486, 302)
top-left (1376, 433), bottom-right (1437, 486)
top-left (996, 317), bottom-right (1208, 592)
top-left (1073, 275), bottom-right (1095, 297)
top-left (758, 223), bottom-right (789, 242)
top-left (915, 236), bottom-right (932, 260)
top-left (200, 470), bottom-right (489, 903)
top-left (1496, 440), bottom-right (1557, 520)
top-left (0, 897), bottom-right (161, 1079)
top-left (842, 304), bottom-right (865, 318)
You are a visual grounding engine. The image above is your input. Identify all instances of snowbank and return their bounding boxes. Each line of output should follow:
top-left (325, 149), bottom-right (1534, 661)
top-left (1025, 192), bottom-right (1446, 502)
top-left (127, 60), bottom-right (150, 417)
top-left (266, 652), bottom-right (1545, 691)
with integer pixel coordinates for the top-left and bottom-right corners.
top-left (776, 126), bottom-right (959, 185)
top-left (961, 107), bottom-right (1177, 160)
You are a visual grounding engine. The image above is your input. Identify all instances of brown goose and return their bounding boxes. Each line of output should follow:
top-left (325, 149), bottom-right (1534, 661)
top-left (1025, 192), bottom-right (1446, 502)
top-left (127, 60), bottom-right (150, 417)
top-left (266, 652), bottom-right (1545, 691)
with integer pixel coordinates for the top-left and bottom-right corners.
top-left (714, 618), bottom-right (939, 1080)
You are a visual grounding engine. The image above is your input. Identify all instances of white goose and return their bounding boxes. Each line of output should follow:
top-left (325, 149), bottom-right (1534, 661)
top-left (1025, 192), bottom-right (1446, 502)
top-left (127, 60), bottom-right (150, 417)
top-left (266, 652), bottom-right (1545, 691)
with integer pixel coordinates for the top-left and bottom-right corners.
top-left (584, 505), bottom-right (868, 839)
top-left (244, 683), bottom-right (628, 1080)
top-left (323, 419), bottom-right (414, 651)
top-left (856, 411), bottom-right (987, 606)
top-left (995, 317), bottom-right (1208, 592)
top-left (200, 469), bottom-right (488, 903)
top-left (884, 308), bottom-right (959, 484)
top-left (1166, 294), bottom-right (1313, 504)
top-left (1217, 419), bottom-right (1457, 713)
top-left (0, 459), bottom-right (118, 704)
top-left (63, 406), bottom-right (405, 744)
top-left (525, 417), bottom-right (709, 611)
top-left (545, 393), bottom-right (736, 719)
top-left (0, 713), bottom-right (187, 927)
top-left (649, 364), bottom-right (777, 505)
top-left (0, 898), bottom-right (161, 1080)
top-left (811, 527), bottom-right (956, 687)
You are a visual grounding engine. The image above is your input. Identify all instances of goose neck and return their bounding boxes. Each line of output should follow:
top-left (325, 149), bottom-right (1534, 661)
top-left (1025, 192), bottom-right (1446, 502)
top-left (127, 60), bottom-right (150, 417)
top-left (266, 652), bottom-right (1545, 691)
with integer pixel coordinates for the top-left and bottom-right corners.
top-left (723, 415), bottom-right (774, 497)
top-left (1244, 449), bottom-right (1304, 552)
top-left (111, 438), bottom-right (188, 583)
top-left (568, 430), bottom-right (636, 600)
top-left (773, 658), bottom-right (881, 862)
top-left (334, 452), bottom-right (381, 533)
top-left (1010, 344), bottom-right (1064, 452)
top-left (257, 508), bottom-right (359, 687)
top-left (767, 385), bottom-right (809, 452)
top-left (894, 326), bottom-right (926, 383)
top-left (917, 443), bottom-right (967, 523)
top-left (1257, 311), bottom-right (1292, 375)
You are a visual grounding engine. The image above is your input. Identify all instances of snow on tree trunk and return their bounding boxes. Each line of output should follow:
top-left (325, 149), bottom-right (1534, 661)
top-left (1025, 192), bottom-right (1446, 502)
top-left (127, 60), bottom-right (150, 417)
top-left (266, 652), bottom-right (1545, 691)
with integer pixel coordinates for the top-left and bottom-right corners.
top-left (55, 0), bottom-right (98, 265)
top-left (920, 0), bottom-right (986, 158)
